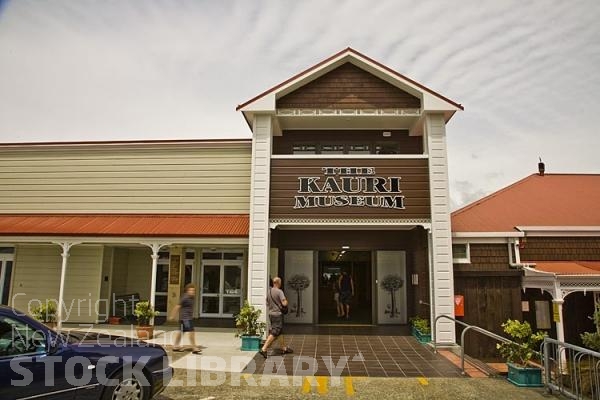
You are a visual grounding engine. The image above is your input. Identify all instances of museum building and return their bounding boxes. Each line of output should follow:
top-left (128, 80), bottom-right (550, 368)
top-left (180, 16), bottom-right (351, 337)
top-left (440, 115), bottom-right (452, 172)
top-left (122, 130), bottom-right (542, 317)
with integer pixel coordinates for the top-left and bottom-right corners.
top-left (0, 48), bottom-right (466, 345)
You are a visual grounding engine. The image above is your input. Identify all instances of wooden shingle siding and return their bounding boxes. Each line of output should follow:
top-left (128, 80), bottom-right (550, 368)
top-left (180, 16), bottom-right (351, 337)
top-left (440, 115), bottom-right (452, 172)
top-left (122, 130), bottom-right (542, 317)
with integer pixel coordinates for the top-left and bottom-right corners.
top-left (520, 237), bottom-right (600, 261)
top-left (276, 63), bottom-right (421, 109)
top-left (0, 144), bottom-right (252, 213)
top-left (273, 130), bottom-right (423, 155)
top-left (270, 158), bottom-right (430, 218)
top-left (453, 243), bottom-right (510, 272)
top-left (11, 245), bottom-right (103, 323)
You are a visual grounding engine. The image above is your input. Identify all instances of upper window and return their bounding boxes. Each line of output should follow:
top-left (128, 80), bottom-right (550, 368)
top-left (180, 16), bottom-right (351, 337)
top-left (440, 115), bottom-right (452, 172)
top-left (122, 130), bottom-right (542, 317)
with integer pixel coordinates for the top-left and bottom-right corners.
top-left (292, 144), bottom-right (317, 154)
top-left (452, 243), bottom-right (470, 264)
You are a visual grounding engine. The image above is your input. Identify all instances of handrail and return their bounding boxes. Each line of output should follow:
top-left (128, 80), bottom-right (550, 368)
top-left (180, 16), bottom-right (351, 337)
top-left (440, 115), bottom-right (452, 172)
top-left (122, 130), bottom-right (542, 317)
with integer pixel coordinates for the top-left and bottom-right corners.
top-left (433, 315), bottom-right (513, 375)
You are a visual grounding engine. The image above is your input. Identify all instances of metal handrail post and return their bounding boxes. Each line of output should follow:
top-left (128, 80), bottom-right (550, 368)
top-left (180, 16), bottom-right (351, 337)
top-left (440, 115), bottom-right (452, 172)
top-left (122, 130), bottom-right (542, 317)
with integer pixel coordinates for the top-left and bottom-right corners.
top-left (434, 314), bottom-right (514, 375)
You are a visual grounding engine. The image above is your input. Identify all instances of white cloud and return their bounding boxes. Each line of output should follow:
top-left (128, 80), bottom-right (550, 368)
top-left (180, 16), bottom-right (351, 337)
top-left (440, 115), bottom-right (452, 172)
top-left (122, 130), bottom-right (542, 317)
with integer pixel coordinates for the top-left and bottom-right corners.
top-left (0, 0), bottom-right (599, 207)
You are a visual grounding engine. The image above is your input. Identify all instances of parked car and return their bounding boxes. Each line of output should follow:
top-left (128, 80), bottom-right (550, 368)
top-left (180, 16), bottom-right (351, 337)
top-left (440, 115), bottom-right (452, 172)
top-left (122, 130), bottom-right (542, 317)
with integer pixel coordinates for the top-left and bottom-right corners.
top-left (0, 305), bottom-right (172, 399)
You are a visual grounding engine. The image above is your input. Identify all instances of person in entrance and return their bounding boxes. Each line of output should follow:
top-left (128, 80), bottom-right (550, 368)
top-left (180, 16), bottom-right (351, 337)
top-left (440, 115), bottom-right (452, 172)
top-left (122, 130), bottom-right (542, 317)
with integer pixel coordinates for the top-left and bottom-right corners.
top-left (260, 277), bottom-right (293, 358)
top-left (169, 283), bottom-right (202, 354)
top-left (338, 271), bottom-right (354, 319)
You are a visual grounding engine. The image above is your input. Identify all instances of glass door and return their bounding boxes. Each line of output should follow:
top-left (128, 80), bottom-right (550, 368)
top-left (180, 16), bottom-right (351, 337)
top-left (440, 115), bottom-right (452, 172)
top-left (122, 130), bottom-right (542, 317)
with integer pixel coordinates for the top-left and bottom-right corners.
top-left (0, 248), bottom-right (14, 306)
top-left (200, 250), bottom-right (244, 317)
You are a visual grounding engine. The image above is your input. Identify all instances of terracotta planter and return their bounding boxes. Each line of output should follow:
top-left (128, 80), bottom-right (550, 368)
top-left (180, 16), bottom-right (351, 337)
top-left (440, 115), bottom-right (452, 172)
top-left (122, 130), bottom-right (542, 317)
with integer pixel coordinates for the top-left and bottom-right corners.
top-left (136, 325), bottom-right (154, 340)
top-left (108, 316), bottom-right (121, 325)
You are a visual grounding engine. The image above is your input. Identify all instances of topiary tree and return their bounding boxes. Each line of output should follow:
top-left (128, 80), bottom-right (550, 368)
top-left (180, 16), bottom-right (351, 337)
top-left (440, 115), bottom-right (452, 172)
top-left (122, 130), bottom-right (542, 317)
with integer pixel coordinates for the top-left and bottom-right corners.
top-left (287, 274), bottom-right (311, 317)
top-left (381, 274), bottom-right (403, 318)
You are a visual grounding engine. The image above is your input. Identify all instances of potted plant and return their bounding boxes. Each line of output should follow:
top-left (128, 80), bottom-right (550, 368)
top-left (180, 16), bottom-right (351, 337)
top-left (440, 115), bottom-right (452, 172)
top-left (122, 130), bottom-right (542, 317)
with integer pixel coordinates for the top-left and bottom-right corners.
top-left (235, 301), bottom-right (266, 351)
top-left (410, 316), bottom-right (431, 344)
top-left (581, 304), bottom-right (600, 351)
top-left (31, 300), bottom-right (58, 329)
top-left (496, 319), bottom-right (546, 387)
top-left (134, 301), bottom-right (158, 340)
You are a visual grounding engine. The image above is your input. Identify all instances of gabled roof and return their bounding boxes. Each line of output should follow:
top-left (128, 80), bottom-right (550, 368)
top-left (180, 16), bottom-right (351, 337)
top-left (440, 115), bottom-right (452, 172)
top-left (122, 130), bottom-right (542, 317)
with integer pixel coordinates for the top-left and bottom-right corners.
top-left (0, 214), bottom-right (249, 237)
top-left (236, 47), bottom-right (463, 113)
top-left (451, 174), bottom-right (600, 232)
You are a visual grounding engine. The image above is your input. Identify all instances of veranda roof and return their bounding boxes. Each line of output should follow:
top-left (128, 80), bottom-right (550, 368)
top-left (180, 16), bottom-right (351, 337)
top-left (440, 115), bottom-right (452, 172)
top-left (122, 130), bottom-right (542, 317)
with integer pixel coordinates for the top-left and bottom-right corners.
top-left (0, 214), bottom-right (249, 237)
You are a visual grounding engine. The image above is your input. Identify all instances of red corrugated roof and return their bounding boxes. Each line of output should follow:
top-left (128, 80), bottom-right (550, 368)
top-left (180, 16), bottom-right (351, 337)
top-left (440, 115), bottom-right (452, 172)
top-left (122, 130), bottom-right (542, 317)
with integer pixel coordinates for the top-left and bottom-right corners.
top-left (532, 261), bottom-right (600, 275)
top-left (451, 174), bottom-right (600, 232)
top-left (0, 214), bottom-right (249, 237)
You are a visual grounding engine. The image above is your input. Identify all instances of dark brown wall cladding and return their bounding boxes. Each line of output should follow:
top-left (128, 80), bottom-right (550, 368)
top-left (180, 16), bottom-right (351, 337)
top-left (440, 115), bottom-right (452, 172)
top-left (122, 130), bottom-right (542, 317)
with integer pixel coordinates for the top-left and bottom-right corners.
top-left (520, 237), bottom-right (600, 261)
top-left (269, 158), bottom-right (430, 218)
top-left (410, 230), bottom-right (430, 319)
top-left (272, 228), bottom-right (421, 250)
top-left (276, 63), bottom-right (421, 109)
top-left (454, 271), bottom-right (523, 360)
top-left (453, 244), bottom-right (510, 272)
top-left (272, 130), bottom-right (423, 155)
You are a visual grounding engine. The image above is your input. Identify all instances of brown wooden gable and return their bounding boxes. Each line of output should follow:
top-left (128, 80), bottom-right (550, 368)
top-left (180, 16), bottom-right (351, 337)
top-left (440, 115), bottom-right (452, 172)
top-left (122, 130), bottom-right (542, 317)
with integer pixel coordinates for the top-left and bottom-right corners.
top-left (276, 62), bottom-right (421, 109)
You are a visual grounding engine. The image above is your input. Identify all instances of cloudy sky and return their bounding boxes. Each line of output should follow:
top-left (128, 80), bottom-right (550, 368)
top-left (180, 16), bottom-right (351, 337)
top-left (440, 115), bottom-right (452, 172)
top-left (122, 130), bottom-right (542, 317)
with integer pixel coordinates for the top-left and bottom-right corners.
top-left (0, 0), bottom-right (599, 209)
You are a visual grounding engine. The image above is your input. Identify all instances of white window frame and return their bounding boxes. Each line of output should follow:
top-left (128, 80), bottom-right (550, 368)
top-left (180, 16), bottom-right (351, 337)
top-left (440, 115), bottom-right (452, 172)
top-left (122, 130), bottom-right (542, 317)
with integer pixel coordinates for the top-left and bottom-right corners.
top-left (0, 247), bottom-right (15, 306)
top-left (452, 243), bottom-right (471, 264)
top-left (200, 249), bottom-right (245, 318)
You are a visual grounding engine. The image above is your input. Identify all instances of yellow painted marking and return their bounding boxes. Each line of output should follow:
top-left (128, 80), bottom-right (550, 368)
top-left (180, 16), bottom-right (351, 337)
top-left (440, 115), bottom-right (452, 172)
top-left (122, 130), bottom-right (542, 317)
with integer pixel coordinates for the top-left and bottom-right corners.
top-left (316, 376), bottom-right (328, 394)
top-left (302, 377), bottom-right (312, 394)
top-left (417, 377), bottom-right (429, 386)
top-left (344, 377), bottom-right (355, 396)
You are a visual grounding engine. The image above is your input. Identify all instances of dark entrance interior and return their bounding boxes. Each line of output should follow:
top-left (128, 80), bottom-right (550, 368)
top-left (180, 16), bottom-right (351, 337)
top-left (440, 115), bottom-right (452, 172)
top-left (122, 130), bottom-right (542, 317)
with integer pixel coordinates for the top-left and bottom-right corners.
top-left (318, 250), bottom-right (372, 324)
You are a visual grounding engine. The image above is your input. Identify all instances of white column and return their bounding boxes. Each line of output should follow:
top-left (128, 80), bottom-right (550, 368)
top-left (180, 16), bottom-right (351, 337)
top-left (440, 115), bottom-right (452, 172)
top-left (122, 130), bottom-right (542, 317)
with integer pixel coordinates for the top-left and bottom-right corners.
top-left (141, 243), bottom-right (169, 325)
top-left (54, 241), bottom-right (80, 330)
top-left (247, 114), bottom-right (273, 322)
top-left (425, 113), bottom-right (456, 344)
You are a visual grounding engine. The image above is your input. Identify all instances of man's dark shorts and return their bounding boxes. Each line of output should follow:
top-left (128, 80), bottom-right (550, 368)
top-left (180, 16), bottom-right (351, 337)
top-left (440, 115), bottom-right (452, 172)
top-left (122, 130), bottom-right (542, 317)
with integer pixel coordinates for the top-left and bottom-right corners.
top-left (180, 319), bottom-right (194, 332)
top-left (340, 291), bottom-right (352, 305)
top-left (269, 314), bottom-right (283, 337)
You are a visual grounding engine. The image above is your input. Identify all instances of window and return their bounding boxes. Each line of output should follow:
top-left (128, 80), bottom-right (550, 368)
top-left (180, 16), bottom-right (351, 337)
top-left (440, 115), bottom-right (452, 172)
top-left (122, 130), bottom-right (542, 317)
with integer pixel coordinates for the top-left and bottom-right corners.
top-left (0, 316), bottom-right (46, 357)
top-left (452, 243), bottom-right (470, 264)
top-left (535, 301), bottom-right (551, 329)
top-left (292, 144), bottom-right (317, 154)
top-left (320, 144), bottom-right (345, 154)
top-left (348, 144), bottom-right (371, 154)
top-left (375, 143), bottom-right (399, 154)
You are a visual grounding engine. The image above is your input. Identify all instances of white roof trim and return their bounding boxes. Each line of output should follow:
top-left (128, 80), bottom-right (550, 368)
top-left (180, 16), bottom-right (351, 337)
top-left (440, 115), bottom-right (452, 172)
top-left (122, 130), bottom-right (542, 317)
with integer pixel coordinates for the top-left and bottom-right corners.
top-left (452, 231), bottom-right (524, 238)
top-left (239, 49), bottom-right (462, 114)
top-left (516, 226), bottom-right (600, 236)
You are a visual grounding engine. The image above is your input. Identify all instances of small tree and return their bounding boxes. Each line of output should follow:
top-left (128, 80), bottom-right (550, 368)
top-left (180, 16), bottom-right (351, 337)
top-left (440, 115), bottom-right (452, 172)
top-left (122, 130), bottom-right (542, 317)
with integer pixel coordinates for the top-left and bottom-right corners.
top-left (409, 316), bottom-right (431, 334)
top-left (497, 319), bottom-right (546, 366)
top-left (31, 300), bottom-right (58, 323)
top-left (235, 301), bottom-right (266, 338)
top-left (133, 301), bottom-right (158, 326)
top-left (581, 303), bottom-right (600, 351)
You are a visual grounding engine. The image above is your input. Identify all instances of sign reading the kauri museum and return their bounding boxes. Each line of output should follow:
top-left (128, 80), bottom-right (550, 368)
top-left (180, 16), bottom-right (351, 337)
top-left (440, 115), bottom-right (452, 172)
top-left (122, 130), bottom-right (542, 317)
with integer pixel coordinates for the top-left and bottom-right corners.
top-left (294, 167), bottom-right (405, 210)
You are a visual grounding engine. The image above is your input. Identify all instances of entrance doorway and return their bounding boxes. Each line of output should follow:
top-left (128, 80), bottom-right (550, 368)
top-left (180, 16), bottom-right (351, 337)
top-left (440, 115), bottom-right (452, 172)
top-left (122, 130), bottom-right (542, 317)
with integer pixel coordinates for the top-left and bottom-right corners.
top-left (318, 250), bottom-right (372, 324)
